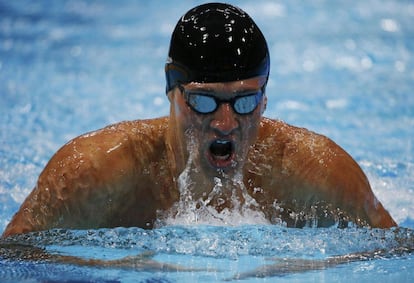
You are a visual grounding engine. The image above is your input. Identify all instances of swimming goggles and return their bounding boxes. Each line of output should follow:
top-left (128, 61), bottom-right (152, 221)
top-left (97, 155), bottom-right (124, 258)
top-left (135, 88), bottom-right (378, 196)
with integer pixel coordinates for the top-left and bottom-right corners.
top-left (179, 85), bottom-right (265, 115)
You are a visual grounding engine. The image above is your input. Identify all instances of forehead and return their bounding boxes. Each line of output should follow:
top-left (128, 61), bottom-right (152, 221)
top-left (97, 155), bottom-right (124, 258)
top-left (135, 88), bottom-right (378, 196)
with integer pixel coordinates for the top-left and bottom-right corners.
top-left (185, 76), bottom-right (266, 93)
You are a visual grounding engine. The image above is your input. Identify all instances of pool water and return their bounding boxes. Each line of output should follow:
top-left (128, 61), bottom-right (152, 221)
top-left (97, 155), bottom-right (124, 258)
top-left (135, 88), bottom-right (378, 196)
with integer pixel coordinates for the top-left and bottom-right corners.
top-left (0, 0), bottom-right (413, 282)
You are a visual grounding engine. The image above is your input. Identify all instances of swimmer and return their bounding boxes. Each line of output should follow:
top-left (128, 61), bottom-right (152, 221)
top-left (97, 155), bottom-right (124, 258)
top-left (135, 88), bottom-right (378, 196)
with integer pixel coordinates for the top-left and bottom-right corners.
top-left (2, 3), bottom-right (396, 238)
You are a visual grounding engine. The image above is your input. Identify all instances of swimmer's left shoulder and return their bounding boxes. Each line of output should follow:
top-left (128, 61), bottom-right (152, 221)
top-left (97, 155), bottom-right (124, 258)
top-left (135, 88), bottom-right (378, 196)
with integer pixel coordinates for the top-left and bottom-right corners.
top-left (97, 117), bottom-right (169, 136)
top-left (259, 117), bottom-right (331, 143)
top-left (259, 117), bottom-right (352, 164)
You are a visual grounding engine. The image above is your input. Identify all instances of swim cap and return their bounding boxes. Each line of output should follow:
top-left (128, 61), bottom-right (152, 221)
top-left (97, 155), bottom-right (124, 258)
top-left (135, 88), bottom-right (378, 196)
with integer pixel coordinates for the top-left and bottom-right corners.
top-left (165, 3), bottom-right (270, 93)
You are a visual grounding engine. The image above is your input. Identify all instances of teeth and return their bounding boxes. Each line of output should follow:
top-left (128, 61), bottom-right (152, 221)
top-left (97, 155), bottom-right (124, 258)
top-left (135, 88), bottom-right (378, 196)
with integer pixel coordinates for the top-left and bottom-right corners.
top-left (215, 154), bottom-right (230, 160)
top-left (209, 140), bottom-right (233, 159)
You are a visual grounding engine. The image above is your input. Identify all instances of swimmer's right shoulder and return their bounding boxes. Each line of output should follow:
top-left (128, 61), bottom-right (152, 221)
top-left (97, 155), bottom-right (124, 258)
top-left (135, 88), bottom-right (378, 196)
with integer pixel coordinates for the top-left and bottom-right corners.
top-left (69, 116), bottom-right (169, 150)
top-left (105, 117), bottom-right (170, 163)
top-left (2, 117), bottom-right (170, 235)
top-left (44, 117), bottom-right (169, 180)
top-left (111, 116), bottom-right (169, 140)
top-left (77, 116), bottom-right (169, 140)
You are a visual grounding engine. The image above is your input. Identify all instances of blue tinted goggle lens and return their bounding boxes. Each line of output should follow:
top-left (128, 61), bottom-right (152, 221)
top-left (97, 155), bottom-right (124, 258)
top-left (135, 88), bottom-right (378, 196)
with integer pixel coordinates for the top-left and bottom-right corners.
top-left (181, 88), bottom-right (264, 115)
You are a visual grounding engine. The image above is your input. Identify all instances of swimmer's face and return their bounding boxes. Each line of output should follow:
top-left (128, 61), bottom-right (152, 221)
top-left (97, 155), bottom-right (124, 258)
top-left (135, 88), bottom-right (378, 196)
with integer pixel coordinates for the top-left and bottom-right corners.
top-left (169, 76), bottom-right (267, 176)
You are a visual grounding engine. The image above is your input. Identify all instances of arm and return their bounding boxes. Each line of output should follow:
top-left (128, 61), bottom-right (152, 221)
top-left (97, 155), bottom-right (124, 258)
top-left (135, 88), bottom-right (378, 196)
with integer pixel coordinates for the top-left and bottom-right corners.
top-left (2, 120), bottom-right (164, 238)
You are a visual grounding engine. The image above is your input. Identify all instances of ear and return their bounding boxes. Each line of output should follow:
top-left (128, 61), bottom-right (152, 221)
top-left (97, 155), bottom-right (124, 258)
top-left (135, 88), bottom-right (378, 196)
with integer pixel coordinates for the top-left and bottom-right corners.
top-left (261, 95), bottom-right (267, 114)
top-left (167, 90), bottom-right (174, 102)
top-left (167, 86), bottom-right (182, 102)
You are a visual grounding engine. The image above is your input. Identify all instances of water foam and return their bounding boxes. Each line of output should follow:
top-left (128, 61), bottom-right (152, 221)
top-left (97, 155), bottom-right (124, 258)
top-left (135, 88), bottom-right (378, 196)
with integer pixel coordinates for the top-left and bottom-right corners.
top-left (157, 134), bottom-right (270, 227)
top-left (160, 173), bottom-right (270, 227)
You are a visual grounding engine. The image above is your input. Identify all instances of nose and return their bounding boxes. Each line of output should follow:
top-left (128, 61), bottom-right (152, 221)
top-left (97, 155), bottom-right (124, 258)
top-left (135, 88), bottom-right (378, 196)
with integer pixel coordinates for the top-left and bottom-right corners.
top-left (209, 103), bottom-right (239, 135)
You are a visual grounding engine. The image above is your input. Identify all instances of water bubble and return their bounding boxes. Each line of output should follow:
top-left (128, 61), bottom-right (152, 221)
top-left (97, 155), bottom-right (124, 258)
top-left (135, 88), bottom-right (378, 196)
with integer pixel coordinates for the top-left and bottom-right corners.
top-left (395, 61), bottom-right (406, 72)
top-left (380, 18), bottom-right (399, 32)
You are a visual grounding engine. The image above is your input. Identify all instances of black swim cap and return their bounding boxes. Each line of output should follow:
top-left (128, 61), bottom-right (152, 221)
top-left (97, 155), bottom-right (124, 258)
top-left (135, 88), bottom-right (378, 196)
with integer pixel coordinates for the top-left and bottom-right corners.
top-left (165, 3), bottom-right (270, 93)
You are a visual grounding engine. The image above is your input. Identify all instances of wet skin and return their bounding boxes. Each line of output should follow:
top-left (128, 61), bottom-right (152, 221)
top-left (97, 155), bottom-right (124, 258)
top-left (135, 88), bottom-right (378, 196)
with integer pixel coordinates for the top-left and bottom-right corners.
top-left (166, 77), bottom-right (268, 200)
top-left (2, 77), bottom-right (396, 238)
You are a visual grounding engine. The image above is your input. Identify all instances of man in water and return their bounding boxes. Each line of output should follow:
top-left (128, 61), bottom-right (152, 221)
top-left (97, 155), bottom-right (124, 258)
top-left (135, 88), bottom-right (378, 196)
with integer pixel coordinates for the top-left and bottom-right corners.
top-left (2, 3), bottom-right (396, 238)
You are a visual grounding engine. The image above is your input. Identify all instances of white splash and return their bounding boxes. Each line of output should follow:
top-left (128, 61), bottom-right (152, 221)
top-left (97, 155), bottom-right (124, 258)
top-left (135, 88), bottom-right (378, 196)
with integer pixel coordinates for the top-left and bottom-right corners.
top-left (157, 134), bottom-right (270, 227)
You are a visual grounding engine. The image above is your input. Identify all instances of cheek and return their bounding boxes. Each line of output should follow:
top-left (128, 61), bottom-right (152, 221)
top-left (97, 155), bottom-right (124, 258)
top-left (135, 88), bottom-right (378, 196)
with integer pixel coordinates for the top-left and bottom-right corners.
top-left (173, 99), bottom-right (204, 134)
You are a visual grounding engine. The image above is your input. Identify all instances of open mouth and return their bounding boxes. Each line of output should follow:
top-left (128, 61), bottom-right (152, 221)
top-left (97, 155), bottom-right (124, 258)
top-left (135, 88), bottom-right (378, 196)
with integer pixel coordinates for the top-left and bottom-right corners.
top-left (209, 139), bottom-right (234, 161)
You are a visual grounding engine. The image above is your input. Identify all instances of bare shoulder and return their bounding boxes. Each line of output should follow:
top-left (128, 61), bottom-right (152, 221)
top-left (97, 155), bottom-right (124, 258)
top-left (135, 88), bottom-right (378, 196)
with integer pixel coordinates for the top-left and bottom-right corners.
top-left (36, 117), bottom-right (171, 200)
top-left (255, 117), bottom-right (396, 228)
top-left (257, 117), bottom-right (355, 169)
top-left (2, 117), bottom-right (170, 237)
top-left (257, 117), bottom-right (367, 193)
top-left (45, 117), bottom-right (169, 176)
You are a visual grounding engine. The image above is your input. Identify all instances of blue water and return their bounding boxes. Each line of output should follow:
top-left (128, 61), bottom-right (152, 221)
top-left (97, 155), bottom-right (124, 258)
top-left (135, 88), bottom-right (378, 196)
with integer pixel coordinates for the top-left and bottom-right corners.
top-left (0, 0), bottom-right (413, 282)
